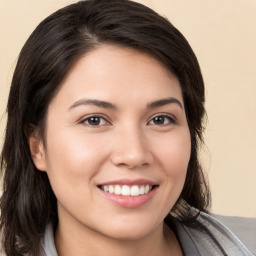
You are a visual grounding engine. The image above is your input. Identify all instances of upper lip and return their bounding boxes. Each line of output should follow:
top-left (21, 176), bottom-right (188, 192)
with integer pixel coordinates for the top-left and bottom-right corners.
top-left (98, 179), bottom-right (158, 186)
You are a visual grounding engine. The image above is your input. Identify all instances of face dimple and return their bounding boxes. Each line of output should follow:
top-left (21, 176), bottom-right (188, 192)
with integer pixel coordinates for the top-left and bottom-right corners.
top-left (42, 44), bottom-right (191, 242)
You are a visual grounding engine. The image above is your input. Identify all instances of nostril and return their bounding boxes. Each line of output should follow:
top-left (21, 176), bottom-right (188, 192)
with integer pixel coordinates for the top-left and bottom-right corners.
top-left (110, 151), bottom-right (153, 169)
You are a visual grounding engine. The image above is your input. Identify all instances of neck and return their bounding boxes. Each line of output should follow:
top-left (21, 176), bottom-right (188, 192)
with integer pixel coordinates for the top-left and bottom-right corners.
top-left (55, 218), bottom-right (181, 256)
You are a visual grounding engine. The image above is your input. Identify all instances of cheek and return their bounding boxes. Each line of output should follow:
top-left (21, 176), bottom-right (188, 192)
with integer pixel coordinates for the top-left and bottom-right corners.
top-left (149, 130), bottom-right (191, 216)
top-left (158, 130), bottom-right (191, 172)
top-left (46, 128), bottom-right (106, 167)
top-left (159, 130), bottom-right (191, 193)
top-left (44, 129), bottom-right (110, 192)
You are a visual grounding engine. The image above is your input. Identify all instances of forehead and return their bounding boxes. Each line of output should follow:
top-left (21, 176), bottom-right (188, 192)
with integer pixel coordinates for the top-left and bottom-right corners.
top-left (50, 44), bottom-right (183, 109)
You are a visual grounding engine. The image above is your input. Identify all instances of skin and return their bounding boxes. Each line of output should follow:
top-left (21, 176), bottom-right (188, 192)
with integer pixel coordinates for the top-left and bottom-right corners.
top-left (30, 45), bottom-right (190, 255)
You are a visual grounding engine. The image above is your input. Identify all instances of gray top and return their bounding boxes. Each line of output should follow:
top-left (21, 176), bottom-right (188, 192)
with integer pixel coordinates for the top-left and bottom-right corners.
top-left (39, 211), bottom-right (255, 256)
top-left (213, 214), bottom-right (256, 254)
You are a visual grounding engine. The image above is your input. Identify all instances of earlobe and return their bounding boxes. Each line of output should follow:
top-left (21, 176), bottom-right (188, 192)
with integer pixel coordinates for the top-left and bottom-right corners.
top-left (28, 130), bottom-right (47, 172)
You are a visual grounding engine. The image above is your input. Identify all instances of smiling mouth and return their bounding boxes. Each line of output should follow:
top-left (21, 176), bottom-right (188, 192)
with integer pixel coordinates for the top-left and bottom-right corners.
top-left (99, 184), bottom-right (156, 197)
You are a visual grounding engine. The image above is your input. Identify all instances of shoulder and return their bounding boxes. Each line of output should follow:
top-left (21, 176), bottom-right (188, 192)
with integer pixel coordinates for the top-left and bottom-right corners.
top-left (182, 211), bottom-right (254, 256)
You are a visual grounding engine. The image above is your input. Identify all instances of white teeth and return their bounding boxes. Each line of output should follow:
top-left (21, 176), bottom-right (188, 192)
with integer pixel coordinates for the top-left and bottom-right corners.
top-left (122, 185), bottom-right (130, 196)
top-left (139, 186), bottom-right (145, 195)
top-left (145, 185), bottom-right (150, 193)
top-left (114, 185), bottom-right (122, 195)
top-left (101, 184), bottom-right (153, 196)
top-left (131, 186), bottom-right (140, 196)
top-left (109, 185), bottom-right (114, 194)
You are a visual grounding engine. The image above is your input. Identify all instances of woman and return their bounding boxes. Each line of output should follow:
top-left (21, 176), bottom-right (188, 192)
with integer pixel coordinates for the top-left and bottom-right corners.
top-left (0, 0), bottom-right (253, 255)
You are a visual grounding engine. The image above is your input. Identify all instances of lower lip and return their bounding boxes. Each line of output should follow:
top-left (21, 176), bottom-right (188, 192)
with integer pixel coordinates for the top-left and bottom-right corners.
top-left (99, 187), bottom-right (157, 208)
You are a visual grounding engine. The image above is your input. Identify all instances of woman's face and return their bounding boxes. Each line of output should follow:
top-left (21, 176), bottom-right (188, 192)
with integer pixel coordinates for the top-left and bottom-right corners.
top-left (32, 45), bottom-right (191, 240)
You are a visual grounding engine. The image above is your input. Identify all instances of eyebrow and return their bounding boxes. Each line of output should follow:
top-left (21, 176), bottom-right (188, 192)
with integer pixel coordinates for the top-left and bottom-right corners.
top-left (68, 99), bottom-right (117, 110)
top-left (147, 97), bottom-right (183, 110)
top-left (68, 97), bottom-right (183, 111)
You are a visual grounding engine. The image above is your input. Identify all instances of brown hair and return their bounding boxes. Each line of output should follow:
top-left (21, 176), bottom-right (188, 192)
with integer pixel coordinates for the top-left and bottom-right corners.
top-left (0, 0), bottom-right (210, 254)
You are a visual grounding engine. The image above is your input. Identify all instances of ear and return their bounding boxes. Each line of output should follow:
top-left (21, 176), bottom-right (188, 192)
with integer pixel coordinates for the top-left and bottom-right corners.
top-left (28, 129), bottom-right (47, 172)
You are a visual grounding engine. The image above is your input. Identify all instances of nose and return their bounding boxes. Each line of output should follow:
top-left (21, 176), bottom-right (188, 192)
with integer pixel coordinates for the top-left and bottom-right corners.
top-left (110, 125), bottom-right (153, 169)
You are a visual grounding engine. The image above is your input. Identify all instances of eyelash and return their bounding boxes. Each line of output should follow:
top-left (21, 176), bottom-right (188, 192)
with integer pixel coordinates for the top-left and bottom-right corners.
top-left (80, 115), bottom-right (109, 126)
top-left (148, 115), bottom-right (176, 126)
top-left (80, 114), bottom-right (175, 127)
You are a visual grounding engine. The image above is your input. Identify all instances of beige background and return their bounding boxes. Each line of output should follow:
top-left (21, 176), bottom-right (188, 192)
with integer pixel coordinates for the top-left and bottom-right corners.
top-left (0, 0), bottom-right (255, 217)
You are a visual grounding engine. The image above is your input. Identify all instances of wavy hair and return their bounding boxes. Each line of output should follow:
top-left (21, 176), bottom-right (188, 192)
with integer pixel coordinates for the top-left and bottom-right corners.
top-left (0, 0), bottom-right (210, 254)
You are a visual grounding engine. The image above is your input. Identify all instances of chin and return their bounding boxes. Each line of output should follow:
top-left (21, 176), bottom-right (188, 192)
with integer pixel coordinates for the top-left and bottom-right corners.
top-left (98, 218), bottom-right (162, 241)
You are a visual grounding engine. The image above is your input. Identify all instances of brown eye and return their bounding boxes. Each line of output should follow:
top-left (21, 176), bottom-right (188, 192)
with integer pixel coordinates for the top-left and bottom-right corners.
top-left (82, 116), bottom-right (108, 126)
top-left (148, 115), bottom-right (175, 125)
